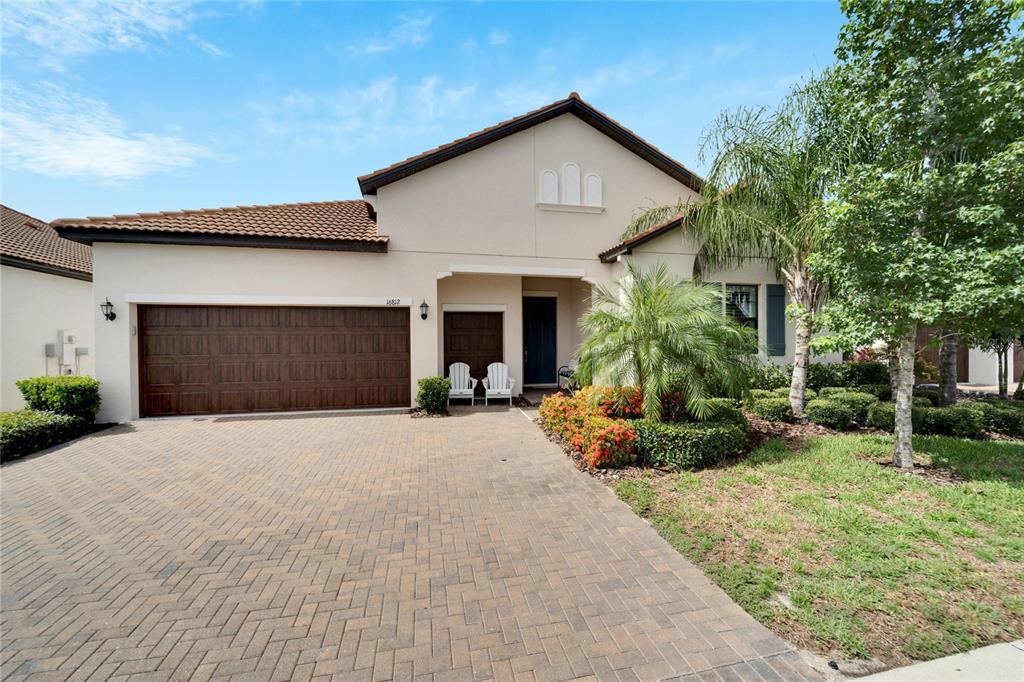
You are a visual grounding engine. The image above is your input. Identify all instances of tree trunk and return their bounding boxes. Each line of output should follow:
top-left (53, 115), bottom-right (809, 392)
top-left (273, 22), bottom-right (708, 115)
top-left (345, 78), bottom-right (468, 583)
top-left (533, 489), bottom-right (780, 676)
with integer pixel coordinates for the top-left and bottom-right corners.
top-left (893, 326), bottom-right (917, 468)
top-left (789, 316), bottom-right (812, 418)
top-left (938, 329), bottom-right (958, 406)
top-left (998, 347), bottom-right (1008, 399)
top-left (888, 344), bottom-right (900, 395)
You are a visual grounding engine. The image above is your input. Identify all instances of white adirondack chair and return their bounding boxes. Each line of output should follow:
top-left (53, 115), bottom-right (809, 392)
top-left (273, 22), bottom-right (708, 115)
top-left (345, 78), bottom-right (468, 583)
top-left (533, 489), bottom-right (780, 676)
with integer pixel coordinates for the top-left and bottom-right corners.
top-left (447, 362), bottom-right (477, 407)
top-left (482, 362), bottom-right (515, 406)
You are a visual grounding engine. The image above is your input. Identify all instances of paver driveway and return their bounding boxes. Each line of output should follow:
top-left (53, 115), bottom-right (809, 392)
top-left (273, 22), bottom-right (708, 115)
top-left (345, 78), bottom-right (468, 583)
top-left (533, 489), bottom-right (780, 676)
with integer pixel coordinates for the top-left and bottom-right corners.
top-left (1, 409), bottom-right (817, 682)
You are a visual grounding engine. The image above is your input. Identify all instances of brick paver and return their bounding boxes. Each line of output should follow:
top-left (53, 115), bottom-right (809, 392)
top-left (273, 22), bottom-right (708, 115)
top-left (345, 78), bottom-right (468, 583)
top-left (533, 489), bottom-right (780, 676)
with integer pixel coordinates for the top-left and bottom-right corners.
top-left (1, 409), bottom-right (818, 681)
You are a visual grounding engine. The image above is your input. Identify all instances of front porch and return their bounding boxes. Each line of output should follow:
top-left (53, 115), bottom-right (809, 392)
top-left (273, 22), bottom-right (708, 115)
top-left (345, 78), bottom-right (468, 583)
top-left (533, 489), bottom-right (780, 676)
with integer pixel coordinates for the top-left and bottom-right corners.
top-left (435, 270), bottom-right (593, 399)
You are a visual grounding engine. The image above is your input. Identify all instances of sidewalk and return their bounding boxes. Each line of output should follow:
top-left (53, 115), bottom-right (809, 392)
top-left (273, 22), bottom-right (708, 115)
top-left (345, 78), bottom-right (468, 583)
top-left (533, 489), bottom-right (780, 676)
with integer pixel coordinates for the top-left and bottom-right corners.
top-left (860, 640), bottom-right (1023, 681)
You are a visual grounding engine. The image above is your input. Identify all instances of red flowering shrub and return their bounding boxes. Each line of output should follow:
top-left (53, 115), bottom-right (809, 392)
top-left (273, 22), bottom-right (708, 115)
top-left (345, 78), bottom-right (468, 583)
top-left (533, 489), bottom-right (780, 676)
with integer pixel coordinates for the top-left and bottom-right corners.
top-left (578, 385), bottom-right (644, 419)
top-left (539, 392), bottom-right (637, 468)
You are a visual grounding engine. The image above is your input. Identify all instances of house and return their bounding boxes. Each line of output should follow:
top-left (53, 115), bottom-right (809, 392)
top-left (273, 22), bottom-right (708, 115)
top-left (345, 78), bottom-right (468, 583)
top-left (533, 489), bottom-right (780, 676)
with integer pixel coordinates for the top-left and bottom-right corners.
top-left (54, 93), bottom-right (838, 423)
top-left (1, 205), bottom-right (94, 410)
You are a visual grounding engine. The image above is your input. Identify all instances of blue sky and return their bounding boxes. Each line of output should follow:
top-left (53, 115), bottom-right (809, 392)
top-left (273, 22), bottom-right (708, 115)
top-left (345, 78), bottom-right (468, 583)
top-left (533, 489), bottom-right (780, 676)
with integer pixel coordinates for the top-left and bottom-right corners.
top-left (1, 1), bottom-right (844, 222)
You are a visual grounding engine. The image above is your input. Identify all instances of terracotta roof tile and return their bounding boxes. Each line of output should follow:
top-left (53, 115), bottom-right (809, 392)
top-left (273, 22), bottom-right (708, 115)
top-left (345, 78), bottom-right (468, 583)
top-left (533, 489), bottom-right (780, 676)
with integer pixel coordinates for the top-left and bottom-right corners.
top-left (52, 200), bottom-right (385, 245)
top-left (1, 205), bottom-right (92, 275)
top-left (598, 213), bottom-right (687, 262)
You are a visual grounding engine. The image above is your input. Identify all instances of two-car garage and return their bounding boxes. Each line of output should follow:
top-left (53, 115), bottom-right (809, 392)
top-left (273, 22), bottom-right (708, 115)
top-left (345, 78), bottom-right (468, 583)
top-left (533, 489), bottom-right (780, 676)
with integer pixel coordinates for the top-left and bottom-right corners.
top-left (139, 305), bottom-right (410, 417)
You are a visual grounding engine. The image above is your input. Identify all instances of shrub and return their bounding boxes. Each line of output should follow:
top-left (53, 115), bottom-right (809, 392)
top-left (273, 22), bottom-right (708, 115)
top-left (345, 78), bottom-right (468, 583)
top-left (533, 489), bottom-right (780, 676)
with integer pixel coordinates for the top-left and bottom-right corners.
top-left (920, 405), bottom-right (985, 439)
top-left (16, 376), bottom-right (101, 422)
top-left (578, 386), bottom-right (644, 420)
top-left (826, 391), bottom-right (878, 423)
top-left (804, 399), bottom-right (856, 430)
top-left (970, 402), bottom-right (1024, 437)
top-left (772, 387), bottom-right (816, 400)
top-left (855, 383), bottom-right (893, 401)
top-left (750, 397), bottom-right (794, 423)
top-left (915, 356), bottom-right (940, 382)
top-left (819, 386), bottom-right (848, 397)
top-left (749, 363), bottom-right (789, 390)
top-left (635, 421), bottom-right (746, 470)
top-left (799, 361), bottom-right (889, 390)
top-left (913, 396), bottom-right (934, 407)
top-left (539, 393), bottom-right (637, 468)
top-left (701, 398), bottom-right (749, 433)
top-left (1, 410), bottom-right (84, 461)
top-left (915, 389), bottom-right (940, 406)
top-left (582, 415), bottom-right (638, 468)
top-left (416, 376), bottom-right (450, 414)
top-left (867, 402), bottom-right (925, 432)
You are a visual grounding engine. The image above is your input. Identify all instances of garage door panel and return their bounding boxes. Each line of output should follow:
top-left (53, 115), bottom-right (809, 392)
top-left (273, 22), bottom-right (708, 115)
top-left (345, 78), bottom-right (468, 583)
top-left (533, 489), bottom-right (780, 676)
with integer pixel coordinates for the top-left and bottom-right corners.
top-left (140, 305), bottom-right (410, 416)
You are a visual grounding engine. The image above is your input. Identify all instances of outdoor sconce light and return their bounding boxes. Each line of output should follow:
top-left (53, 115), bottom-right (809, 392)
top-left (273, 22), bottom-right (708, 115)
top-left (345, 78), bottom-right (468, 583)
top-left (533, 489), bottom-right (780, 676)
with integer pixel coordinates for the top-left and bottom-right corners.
top-left (100, 298), bottom-right (117, 321)
top-left (419, 300), bottom-right (429, 320)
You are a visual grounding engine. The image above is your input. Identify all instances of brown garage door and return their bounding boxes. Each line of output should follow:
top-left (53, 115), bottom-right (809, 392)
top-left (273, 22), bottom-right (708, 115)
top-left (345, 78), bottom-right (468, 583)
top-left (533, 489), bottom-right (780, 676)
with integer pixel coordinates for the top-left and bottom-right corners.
top-left (139, 305), bottom-right (410, 417)
top-left (443, 312), bottom-right (503, 396)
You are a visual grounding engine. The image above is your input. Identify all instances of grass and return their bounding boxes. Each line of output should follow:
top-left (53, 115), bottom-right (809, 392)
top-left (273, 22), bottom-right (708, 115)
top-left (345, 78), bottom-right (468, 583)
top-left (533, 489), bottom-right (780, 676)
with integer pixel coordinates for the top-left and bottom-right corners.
top-left (615, 433), bottom-right (1024, 666)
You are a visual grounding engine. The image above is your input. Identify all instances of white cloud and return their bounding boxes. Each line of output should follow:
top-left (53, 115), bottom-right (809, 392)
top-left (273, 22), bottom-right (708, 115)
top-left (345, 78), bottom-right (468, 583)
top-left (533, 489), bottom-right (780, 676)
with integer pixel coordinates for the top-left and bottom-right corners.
top-left (493, 84), bottom-right (557, 113)
top-left (1, 1), bottom-right (198, 62)
top-left (349, 12), bottom-right (434, 56)
top-left (1, 81), bottom-right (213, 181)
top-left (188, 33), bottom-right (229, 58)
top-left (710, 42), bottom-right (753, 63)
top-left (249, 76), bottom-right (480, 149)
top-left (488, 29), bottom-right (508, 46)
top-left (570, 54), bottom-right (662, 98)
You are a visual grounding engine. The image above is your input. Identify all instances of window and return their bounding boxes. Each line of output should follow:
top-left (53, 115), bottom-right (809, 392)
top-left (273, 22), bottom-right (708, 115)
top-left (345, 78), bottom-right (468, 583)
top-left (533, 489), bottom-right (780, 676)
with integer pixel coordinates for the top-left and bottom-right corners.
top-left (725, 284), bottom-right (758, 329)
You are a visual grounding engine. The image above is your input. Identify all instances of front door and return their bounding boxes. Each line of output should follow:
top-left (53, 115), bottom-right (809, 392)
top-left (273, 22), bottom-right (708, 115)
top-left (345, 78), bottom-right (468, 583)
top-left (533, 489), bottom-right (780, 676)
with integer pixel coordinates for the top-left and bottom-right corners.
top-left (523, 296), bottom-right (557, 385)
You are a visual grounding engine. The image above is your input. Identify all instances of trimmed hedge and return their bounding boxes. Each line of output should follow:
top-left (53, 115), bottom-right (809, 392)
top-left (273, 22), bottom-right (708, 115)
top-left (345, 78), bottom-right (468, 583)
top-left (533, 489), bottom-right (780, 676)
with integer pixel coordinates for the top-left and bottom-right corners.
top-left (635, 421), bottom-right (746, 470)
top-left (971, 401), bottom-right (1024, 437)
top-left (867, 402), bottom-right (925, 432)
top-left (804, 399), bottom-right (855, 430)
top-left (921, 405), bottom-right (985, 439)
top-left (913, 396), bottom-right (934, 407)
top-left (825, 391), bottom-right (879, 424)
top-left (867, 402), bottom-right (986, 439)
top-left (16, 376), bottom-right (101, 422)
top-left (750, 397), bottom-right (794, 423)
top-left (416, 376), bottom-right (450, 413)
top-left (1, 410), bottom-right (84, 461)
top-left (772, 387), bottom-right (817, 400)
top-left (855, 383), bottom-right (893, 401)
top-left (702, 398), bottom-right (749, 432)
top-left (914, 389), bottom-right (940, 407)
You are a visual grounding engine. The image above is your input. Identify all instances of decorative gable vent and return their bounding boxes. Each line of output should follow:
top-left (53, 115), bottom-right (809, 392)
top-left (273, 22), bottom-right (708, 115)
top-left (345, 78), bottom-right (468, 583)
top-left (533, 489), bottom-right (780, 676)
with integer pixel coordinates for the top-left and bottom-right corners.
top-left (537, 164), bottom-right (604, 213)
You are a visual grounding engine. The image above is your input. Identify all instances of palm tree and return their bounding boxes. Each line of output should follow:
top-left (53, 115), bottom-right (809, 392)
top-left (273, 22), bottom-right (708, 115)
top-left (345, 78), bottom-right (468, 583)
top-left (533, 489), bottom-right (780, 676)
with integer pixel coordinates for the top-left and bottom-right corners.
top-left (575, 260), bottom-right (757, 422)
top-left (623, 72), bottom-right (864, 416)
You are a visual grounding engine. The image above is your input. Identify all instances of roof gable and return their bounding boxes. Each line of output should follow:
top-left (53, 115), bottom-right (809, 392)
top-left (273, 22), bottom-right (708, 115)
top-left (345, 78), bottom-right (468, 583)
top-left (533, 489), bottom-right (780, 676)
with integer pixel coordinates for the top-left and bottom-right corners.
top-left (358, 93), bottom-right (702, 195)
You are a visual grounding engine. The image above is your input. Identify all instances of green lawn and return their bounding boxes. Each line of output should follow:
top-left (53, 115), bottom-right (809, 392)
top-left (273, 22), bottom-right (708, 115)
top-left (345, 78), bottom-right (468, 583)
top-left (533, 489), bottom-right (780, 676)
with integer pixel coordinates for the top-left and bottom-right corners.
top-left (616, 434), bottom-right (1024, 666)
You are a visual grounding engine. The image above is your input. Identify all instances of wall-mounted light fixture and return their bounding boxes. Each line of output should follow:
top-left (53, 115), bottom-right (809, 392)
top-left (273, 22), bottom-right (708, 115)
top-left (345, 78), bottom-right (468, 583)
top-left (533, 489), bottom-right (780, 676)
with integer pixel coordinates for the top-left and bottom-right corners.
top-left (100, 298), bottom-right (117, 321)
top-left (419, 300), bottom-right (429, 320)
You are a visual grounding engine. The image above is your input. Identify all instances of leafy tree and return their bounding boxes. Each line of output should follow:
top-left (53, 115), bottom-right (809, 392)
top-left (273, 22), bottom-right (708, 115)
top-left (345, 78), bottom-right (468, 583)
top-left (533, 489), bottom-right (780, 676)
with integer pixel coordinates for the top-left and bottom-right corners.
top-left (575, 261), bottom-right (756, 422)
top-left (814, 0), bottom-right (1023, 467)
top-left (622, 71), bottom-right (863, 417)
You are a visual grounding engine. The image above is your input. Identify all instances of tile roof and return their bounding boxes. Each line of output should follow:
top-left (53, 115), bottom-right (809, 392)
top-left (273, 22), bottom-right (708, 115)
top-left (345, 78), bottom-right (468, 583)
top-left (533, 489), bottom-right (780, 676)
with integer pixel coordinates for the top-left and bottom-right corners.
top-left (53, 200), bottom-right (386, 249)
top-left (598, 214), bottom-right (686, 262)
top-left (1, 205), bottom-right (92, 277)
top-left (358, 92), bottom-right (703, 195)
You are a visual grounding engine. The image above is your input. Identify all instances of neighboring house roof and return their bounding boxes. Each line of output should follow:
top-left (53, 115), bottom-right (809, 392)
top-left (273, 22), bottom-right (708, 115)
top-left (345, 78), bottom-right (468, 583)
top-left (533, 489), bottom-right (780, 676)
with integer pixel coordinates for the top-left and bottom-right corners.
top-left (1, 205), bottom-right (93, 280)
top-left (598, 214), bottom-right (685, 262)
top-left (358, 92), bottom-right (703, 195)
top-left (54, 200), bottom-right (388, 253)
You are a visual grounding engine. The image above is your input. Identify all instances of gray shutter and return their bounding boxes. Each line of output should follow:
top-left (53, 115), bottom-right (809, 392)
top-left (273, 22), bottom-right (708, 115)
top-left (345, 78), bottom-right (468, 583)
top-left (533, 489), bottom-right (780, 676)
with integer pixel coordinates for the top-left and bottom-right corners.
top-left (766, 284), bottom-right (786, 356)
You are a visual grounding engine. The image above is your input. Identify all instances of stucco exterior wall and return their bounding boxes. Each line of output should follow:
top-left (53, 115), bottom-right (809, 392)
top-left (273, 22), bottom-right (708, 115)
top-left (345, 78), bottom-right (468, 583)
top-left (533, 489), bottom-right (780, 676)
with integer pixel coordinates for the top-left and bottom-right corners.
top-left (1, 265), bottom-right (95, 410)
top-left (376, 114), bottom-right (699, 261)
top-left (90, 242), bottom-right (613, 422)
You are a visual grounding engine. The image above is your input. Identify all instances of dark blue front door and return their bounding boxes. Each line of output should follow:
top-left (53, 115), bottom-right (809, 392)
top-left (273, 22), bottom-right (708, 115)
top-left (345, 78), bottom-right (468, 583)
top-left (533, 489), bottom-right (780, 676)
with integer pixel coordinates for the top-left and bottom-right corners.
top-left (523, 296), bottom-right (557, 385)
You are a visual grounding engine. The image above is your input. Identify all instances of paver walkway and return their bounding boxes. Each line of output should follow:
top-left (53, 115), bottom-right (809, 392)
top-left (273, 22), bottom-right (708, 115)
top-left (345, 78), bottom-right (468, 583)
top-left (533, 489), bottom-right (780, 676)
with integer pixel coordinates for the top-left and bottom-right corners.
top-left (1, 408), bottom-right (818, 681)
